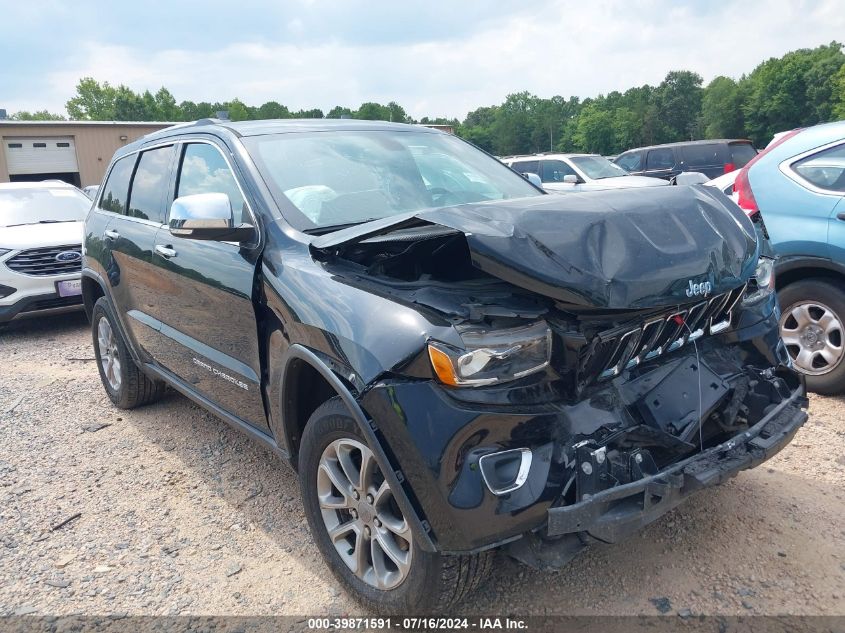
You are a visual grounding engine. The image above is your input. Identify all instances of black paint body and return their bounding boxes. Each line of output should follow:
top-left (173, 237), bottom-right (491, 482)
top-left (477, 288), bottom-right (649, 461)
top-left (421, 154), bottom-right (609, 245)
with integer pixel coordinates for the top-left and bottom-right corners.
top-left (82, 120), bottom-right (807, 556)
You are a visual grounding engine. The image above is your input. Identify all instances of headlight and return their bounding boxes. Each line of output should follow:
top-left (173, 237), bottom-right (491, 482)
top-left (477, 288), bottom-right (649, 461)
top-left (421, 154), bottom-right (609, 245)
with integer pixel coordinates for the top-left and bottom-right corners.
top-left (428, 321), bottom-right (552, 386)
top-left (0, 249), bottom-right (11, 258)
top-left (742, 257), bottom-right (776, 305)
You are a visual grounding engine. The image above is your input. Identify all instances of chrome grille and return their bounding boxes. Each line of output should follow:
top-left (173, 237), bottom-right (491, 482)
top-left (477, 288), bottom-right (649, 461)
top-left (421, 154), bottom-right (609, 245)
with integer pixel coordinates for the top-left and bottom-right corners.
top-left (5, 245), bottom-right (82, 276)
top-left (581, 284), bottom-right (747, 383)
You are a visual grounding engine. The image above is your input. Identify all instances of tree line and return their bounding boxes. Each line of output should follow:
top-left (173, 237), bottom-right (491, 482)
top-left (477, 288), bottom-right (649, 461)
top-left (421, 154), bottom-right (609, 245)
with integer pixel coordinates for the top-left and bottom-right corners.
top-left (10, 41), bottom-right (845, 155)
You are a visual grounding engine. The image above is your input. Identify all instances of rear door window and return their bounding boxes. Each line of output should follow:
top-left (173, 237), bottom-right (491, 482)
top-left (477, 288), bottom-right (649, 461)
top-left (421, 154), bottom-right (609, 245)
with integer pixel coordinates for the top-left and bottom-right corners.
top-left (540, 160), bottom-right (577, 183)
top-left (510, 160), bottom-right (540, 176)
top-left (729, 143), bottom-right (757, 168)
top-left (681, 144), bottom-right (722, 167)
top-left (792, 143), bottom-right (845, 193)
top-left (127, 145), bottom-right (176, 223)
top-left (615, 152), bottom-right (642, 172)
top-left (99, 155), bottom-right (136, 215)
top-left (646, 148), bottom-right (675, 171)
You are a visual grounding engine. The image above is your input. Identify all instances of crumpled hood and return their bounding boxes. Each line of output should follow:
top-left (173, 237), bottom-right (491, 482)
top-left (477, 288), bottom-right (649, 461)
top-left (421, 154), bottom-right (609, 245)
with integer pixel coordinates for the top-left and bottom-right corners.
top-left (312, 185), bottom-right (759, 310)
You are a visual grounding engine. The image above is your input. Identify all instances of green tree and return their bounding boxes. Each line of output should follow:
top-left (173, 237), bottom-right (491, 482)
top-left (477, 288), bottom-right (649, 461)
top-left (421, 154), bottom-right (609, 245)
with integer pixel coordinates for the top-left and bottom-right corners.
top-left (743, 42), bottom-right (845, 145)
top-left (257, 101), bottom-right (291, 119)
top-left (220, 99), bottom-right (251, 121)
top-left (492, 92), bottom-right (538, 155)
top-left (154, 88), bottom-right (179, 121)
top-left (10, 110), bottom-right (66, 121)
top-left (655, 70), bottom-right (704, 142)
top-left (572, 102), bottom-right (616, 154)
top-left (355, 102), bottom-right (391, 121)
top-left (833, 64), bottom-right (845, 119)
top-left (803, 41), bottom-right (845, 123)
top-left (179, 101), bottom-right (215, 120)
top-left (293, 108), bottom-right (324, 118)
top-left (701, 76), bottom-right (745, 138)
top-left (458, 105), bottom-right (499, 152)
top-left (387, 101), bottom-right (409, 123)
top-left (326, 106), bottom-right (353, 118)
top-left (66, 77), bottom-right (118, 119)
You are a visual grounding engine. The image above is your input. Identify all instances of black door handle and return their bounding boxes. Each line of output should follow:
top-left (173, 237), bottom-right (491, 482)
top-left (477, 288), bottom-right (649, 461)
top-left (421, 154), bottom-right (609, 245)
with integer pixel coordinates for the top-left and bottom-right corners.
top-left (837, 212), bottom-right (845, 221)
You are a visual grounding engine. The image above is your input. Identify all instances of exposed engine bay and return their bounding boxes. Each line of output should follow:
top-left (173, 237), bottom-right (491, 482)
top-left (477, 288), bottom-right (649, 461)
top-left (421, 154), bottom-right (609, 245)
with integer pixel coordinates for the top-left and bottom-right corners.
top-left (312, 186), bottom-right (806, 563)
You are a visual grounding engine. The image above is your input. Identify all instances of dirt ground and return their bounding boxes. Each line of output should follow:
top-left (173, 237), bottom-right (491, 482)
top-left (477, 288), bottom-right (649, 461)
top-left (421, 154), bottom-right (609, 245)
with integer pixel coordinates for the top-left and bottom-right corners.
top-left (1, 312), bottom-right (843, 618)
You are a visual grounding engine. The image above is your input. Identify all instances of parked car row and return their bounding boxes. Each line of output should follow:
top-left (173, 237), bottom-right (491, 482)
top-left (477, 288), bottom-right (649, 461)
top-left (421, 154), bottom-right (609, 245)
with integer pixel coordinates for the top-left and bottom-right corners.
top-left (3, 117), bottom-right (842, 613)
top-left (613, 139), bottom-right (758, 180)
top-left (502, 153), bottom-right (668, 192)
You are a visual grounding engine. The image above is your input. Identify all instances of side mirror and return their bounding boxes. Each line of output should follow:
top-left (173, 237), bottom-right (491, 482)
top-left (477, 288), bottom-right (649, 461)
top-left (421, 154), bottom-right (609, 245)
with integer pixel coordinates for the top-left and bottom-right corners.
top-left (522, 172), bottom-right (543, 188)
top-left (563, 174), bottom-right (579, 184)
top-left (169, 193), bottom-right (255, 242)
top-left (672, 171), bottom-right (709, 186)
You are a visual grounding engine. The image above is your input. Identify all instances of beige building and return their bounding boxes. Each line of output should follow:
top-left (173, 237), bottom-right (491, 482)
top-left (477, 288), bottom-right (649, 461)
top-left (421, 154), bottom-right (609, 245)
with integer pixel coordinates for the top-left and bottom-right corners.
top-left (0, 121), bottom-right (173, 188)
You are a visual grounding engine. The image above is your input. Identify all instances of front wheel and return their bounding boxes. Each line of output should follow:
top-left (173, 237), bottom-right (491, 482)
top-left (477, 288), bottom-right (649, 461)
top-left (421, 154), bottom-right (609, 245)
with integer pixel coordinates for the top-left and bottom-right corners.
top-left (298, 397), bottom-right (492, 613)
top-left (779, 279), bottom-right (845, 395)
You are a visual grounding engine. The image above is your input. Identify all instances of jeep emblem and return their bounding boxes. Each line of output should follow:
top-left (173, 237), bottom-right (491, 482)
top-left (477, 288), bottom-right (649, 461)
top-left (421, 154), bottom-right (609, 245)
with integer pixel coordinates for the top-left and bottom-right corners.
top-left (686, 279), bottom-right (712, 298)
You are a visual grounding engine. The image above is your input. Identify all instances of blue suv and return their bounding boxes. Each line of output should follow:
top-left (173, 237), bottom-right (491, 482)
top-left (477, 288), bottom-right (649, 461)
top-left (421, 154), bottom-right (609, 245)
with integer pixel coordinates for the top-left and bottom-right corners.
top-left (736, 120), bottom-right (845, 393)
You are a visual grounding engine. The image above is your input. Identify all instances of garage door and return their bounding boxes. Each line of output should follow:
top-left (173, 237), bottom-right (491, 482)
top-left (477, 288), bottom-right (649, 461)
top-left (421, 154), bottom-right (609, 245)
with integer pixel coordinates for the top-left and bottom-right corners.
top-left (4, 137), bottom-right (79, 175)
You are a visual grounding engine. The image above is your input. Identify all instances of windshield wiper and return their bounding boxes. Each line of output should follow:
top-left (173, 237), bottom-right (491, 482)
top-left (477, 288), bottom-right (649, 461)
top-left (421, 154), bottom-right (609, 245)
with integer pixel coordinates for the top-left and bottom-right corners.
top-left (4, 219), bottom-right (79, 227)
top-left (304, 218), bottom-right (383, 235)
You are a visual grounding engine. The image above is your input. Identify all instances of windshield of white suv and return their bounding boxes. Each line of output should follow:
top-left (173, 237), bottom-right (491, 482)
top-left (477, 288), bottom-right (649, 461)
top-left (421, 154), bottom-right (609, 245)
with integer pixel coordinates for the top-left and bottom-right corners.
top-left (570, 156), bottom-right (630, 180)
top-left (0, 187), bottom-right (91, 227)
top-left (245, 130), bottom-right (542, 231)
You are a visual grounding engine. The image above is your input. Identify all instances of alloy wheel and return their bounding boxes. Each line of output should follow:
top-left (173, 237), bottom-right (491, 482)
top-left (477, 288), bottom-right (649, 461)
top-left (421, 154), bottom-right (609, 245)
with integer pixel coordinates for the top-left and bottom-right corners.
top-left (316, 438), bottom-right (413, 590)
top-left (780, 300), bottom-right (844, 375)
top-left (97, 317), bottom-right (122, 391)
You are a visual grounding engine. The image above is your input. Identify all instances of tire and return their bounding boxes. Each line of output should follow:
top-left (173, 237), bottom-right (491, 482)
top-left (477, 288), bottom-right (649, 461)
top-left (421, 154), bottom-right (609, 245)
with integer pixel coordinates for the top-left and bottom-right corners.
top-left (779, 279), bottom-right (845, 395)
top-left (91, 297), bottom-right (165, 408)
top-left (299, 397), bottom-right (493, 613)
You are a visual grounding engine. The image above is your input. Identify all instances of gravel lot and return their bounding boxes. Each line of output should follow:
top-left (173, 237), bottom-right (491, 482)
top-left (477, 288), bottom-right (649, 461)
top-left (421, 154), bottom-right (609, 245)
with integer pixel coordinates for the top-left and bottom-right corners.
top-left (1, 312), bottom-right (844, 618)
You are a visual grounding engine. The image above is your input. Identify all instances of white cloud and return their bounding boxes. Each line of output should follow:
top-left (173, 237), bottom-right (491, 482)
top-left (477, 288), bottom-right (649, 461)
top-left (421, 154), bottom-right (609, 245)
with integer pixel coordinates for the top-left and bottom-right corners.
top-left (12, 0), bottom-right (845, 119)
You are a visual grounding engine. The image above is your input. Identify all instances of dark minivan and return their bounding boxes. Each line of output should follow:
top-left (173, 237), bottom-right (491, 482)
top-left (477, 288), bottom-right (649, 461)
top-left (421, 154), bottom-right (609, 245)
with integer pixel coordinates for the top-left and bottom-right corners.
top-left (82, 119), bottom-right (804, 612)
top-left (614, 139), bottom-right (757, 180)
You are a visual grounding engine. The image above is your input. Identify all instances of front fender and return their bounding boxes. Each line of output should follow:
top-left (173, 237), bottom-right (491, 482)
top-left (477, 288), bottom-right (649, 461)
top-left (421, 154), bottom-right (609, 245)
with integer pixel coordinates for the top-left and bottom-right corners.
top-left (274, 344), bottom-right (437, 553)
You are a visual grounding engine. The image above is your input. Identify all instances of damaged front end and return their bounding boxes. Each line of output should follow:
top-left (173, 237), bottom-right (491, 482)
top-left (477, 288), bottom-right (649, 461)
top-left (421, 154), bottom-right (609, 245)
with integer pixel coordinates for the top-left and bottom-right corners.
top-left (311, 185), bottom-right (808, 562)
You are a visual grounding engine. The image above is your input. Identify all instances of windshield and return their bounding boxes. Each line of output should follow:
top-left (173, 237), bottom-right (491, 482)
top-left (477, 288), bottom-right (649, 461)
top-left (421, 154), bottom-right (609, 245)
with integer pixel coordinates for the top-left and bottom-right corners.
top-left (0, 187), bottom-right (91, 227)
top-left (570, 156), bottom-right (630, 180)
top-left (244, 130), bottom-right (542, 231)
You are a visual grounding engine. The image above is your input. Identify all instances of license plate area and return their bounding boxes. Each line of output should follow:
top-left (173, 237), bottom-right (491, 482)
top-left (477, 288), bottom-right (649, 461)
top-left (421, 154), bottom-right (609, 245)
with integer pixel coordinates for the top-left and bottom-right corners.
top-left (56, 279), bottom-right (83, 297)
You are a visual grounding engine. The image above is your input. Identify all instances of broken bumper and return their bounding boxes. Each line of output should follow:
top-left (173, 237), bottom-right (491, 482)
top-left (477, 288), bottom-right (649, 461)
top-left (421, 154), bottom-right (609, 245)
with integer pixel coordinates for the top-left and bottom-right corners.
top-left (546, 383), bottom-right (808, 544)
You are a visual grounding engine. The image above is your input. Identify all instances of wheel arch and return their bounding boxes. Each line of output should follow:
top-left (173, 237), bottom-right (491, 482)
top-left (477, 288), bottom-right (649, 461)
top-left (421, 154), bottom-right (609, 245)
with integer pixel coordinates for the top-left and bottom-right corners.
top-left (277, 344), bottom-right (437, 552)
top-left (775, 256), bottom-right (845, 291)
top-left (81, 270), bottom-right (106, 321)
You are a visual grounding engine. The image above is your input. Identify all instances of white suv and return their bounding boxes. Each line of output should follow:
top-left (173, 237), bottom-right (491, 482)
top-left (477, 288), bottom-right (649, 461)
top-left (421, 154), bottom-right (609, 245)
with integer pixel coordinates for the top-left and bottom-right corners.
top-left (0, 182), bottom-right (90, 323)
top-left (503, 153), bottom-right (669, 192)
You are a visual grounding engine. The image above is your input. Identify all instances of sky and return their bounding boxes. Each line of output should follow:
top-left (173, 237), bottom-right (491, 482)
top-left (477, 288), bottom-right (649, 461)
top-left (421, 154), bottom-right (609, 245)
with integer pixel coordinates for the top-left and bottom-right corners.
top-left (2, 0), bottom-right (844, 120)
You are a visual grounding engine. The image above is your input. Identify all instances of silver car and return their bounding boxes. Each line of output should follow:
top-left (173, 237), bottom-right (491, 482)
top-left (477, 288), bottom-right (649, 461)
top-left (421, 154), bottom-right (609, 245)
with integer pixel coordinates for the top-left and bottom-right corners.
top-left (503, 153), bottom-right (669, 193)
top-left (0, 182), bottom-right (89, 323)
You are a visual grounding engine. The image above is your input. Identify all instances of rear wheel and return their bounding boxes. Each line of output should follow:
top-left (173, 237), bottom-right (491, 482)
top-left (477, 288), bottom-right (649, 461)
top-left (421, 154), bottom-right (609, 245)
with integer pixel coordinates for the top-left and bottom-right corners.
top-left (91, 297), bottom-right (165, 408)
top-left (779, 279), bottom-right (845, 395)
top-left (299, 397), bottom-right (493, 613)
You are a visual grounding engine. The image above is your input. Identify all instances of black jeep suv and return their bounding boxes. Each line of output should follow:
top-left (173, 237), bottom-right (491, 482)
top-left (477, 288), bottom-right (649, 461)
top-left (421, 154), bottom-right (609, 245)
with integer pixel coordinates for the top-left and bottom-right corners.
top-left (82, 119), bottom-right (807, 612)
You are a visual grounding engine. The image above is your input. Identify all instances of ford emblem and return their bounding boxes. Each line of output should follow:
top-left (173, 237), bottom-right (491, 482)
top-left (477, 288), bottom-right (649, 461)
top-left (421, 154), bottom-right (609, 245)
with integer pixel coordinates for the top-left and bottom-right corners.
top-left (56, 251), bottom-right (82, 263)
